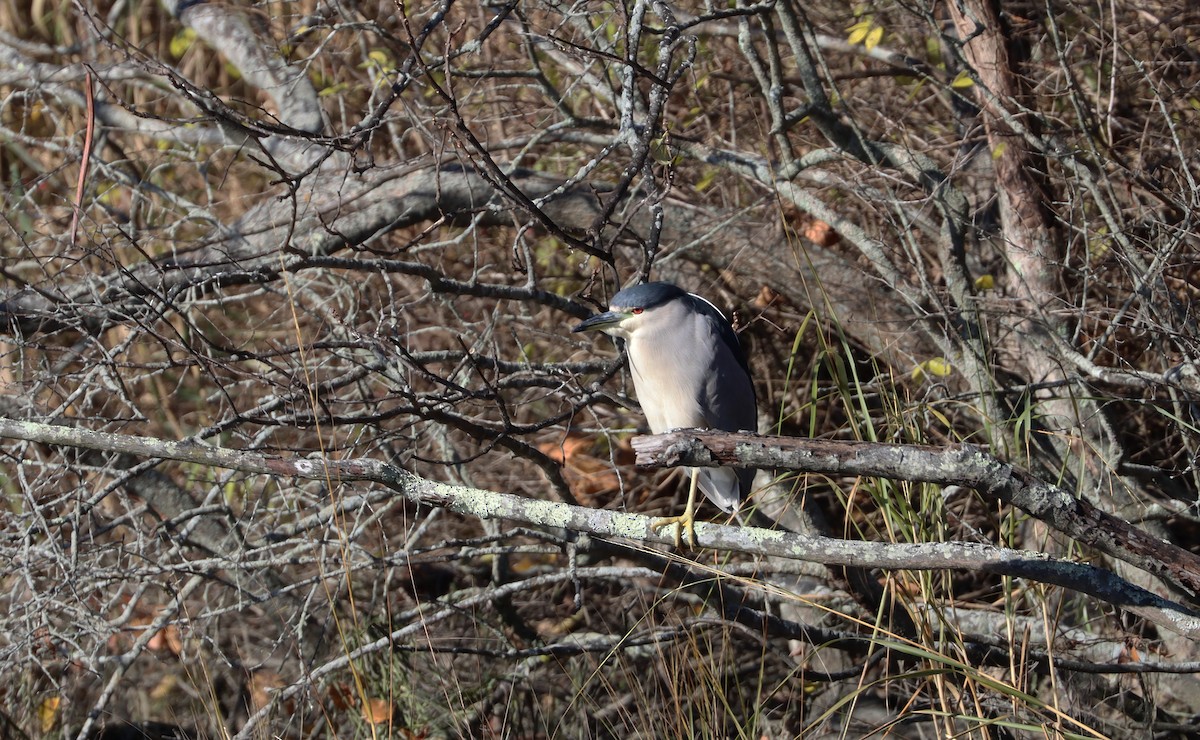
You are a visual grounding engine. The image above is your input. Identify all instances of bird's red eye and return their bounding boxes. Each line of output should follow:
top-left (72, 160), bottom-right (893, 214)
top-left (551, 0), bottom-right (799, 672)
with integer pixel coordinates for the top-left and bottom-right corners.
top-left (631, 308), bottom-right (644, 315)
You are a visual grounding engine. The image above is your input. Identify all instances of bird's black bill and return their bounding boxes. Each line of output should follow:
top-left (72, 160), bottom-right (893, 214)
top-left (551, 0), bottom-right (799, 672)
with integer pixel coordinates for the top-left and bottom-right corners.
top-left (572, 311), bottom-right (622, 333)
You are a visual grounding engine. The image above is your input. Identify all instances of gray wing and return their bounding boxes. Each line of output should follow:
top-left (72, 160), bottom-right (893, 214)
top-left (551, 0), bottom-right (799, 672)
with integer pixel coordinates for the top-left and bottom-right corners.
top-left (682, 294), bottom-right (758, 505)
top-left (681, 293), bottom-right (753, 381)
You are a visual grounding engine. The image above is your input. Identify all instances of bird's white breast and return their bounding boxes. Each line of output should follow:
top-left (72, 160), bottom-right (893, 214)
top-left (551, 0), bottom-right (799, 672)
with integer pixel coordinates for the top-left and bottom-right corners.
top-left (626, 302), bottom-right (712, 433)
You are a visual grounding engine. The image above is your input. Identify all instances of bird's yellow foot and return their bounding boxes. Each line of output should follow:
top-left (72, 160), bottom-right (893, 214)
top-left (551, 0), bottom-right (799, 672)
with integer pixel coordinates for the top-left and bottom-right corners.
top-left (651, 512), bottom-right (697, 548)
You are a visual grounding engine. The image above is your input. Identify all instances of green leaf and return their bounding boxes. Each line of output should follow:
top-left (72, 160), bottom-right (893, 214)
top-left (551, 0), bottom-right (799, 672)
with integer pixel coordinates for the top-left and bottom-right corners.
top-left (169, 28), bottom-right (197, 59)
top-left (694, 167), bottom-right (718, 192)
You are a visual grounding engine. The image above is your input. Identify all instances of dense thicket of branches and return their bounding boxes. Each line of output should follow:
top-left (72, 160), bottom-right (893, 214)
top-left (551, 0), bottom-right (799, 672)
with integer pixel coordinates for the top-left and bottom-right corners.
top-left (1, 0), bottom-right (1198, 736)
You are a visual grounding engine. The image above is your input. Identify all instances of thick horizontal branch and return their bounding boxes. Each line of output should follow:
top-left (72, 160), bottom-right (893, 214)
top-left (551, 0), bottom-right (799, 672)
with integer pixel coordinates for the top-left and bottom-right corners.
top-left (2, 417), bottom-right (1199, 640)
top-left (631, 430), bottom-right (1200, 600)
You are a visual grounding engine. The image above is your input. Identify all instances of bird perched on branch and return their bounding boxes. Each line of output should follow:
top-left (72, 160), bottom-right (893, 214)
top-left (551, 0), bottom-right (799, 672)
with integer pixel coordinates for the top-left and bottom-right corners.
top-left (573, 281), bottom-right (757, 546)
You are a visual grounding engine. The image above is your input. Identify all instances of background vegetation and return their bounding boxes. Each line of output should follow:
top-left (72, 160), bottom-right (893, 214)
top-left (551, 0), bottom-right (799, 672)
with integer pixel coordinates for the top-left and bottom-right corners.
top-left (0, 0), bottom-right (1198, 736)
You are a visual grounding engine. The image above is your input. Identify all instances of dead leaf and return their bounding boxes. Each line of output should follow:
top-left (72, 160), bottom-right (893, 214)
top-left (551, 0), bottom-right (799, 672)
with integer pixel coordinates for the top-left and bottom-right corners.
top-left (147, 623), bottom-right (182, 656)
top-left (753, 285), bottom-right (779, 309)
top-left (509, 551), bottom-right (558, 574)
top-left (539, 435), bottom-right (624, 504)
top-left (535, 610), bottom-right (585, 639)
top-left (1118, 644), bottom-right (1142, 663)
top-left (327, 682), bottom-right (355, 710)
top-left (803, 219), bottom-right (840, 246)
top-left (364, 697), bottom-right (394, 724)
top-left (247, 670), bottom-right (286, 711)
top-left (150, 674), bottom-right (179, 701)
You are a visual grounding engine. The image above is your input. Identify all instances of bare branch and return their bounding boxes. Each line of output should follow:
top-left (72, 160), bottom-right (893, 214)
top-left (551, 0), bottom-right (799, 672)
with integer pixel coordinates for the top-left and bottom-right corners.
top-left (2, 417), bottom-right (1198, 641)
top-left (633, 430), bottom-right (1200, 599)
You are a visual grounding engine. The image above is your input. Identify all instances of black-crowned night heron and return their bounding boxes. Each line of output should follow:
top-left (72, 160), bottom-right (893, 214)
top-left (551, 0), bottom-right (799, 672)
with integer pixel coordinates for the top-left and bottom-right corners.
top-left (573, 282), bottom-right (757, 547)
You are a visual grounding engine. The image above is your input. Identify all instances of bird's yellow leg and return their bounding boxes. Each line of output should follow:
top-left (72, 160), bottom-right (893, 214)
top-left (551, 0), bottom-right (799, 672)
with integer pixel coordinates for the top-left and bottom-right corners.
top-left (651, 468), bottom-right (700, 548)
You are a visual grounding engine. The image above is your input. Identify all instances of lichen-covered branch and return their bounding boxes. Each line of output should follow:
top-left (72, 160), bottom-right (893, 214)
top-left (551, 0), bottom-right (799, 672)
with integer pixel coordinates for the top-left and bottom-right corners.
top-left (3, 416), bottom-right (1198, 640)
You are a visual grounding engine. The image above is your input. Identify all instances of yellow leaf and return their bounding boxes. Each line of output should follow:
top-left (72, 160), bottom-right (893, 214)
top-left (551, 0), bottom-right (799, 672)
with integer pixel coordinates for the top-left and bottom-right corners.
top-left (974, 274), bottom-right (994, 290)
top-left (912, 357), bottom-right (954, 382)
top-left (39, 697), bottom-right (60, 734)
top-left (950, 71), bottom-right (974, 88)
top-left (927, 406), bottom-right (954, 429)
top-left (926, 357), bottom-right (953, 376)
top-left (846, 19), bottom-right (871, 45)
top-left (991, 143), bottom-right (1007, 160)
top-left (1088, 238), bottom-right (1111, 260)
top-left (865, 26), bottom-right (884, 51)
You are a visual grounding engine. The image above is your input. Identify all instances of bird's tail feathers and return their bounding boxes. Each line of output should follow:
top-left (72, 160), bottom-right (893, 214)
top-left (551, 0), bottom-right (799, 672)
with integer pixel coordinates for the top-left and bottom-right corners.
top-left (696, 466), bottom-right (744, 513)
